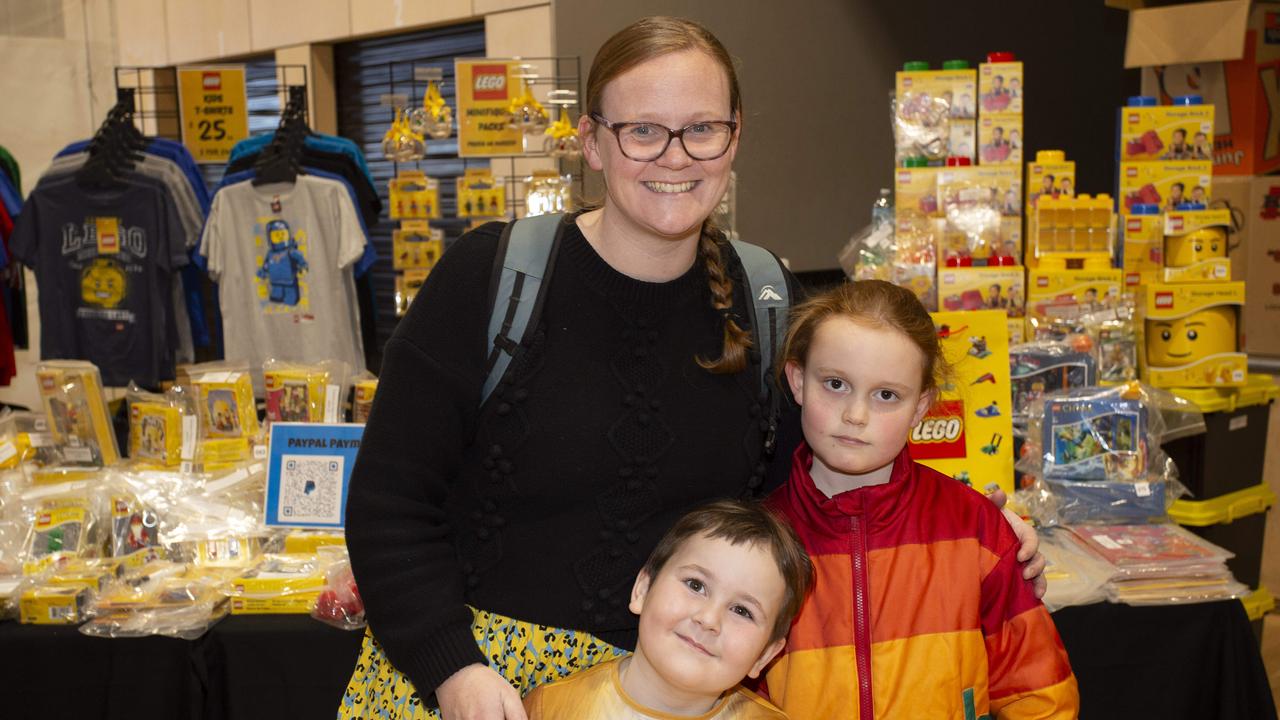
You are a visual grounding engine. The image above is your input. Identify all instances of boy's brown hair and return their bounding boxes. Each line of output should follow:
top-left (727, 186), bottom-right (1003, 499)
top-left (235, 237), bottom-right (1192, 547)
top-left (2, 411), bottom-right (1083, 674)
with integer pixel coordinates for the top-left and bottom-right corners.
top-left (642, 499), bottom-right (815, 642)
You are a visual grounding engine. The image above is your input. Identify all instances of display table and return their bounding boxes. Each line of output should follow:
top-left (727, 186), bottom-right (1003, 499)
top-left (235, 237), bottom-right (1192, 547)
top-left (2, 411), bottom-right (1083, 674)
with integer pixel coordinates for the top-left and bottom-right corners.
top-left (0, 615), bottom-right (363, 719)
top-left (0, 601), bottom-right (1273, 719)
top-left (1053, 600), bottom-right (1276, 719)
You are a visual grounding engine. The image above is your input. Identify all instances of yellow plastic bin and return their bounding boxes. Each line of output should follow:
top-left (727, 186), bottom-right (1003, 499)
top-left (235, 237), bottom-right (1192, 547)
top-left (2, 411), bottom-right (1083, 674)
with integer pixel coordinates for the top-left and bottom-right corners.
top-left (1170, 483), bottom-right (1276, 589)
top-left (1240, 586), bottom-right (1274, 646)
top-left (1165, 375), bottom-right (1279, 499)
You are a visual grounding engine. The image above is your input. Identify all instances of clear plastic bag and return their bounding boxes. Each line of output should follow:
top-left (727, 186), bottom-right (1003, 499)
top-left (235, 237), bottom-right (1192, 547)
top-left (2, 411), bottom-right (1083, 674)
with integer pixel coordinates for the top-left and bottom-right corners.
top-left (262, 359), bottom-right (351, 425)
top-left (34, 361), bottom-right (120, 467)
top-left (1064, 524), bottom-right (1232, 578)
top-left (17, 481), bottom-right (111, 574)
top-left (1010, 341), bottom-right (1097, 431)
top-left (939, 175), bottom-right (1002, 264)
top-left (892, 92), bottom-right (952, 165)
top-left (126, 383), bottom-right (199, 470)
top-left (189, 361), bottom-right (261, 470)
top-left (311, 546), bottom-right (365, 630)
top-left (351, 374), bottom-right (378, 424)
top-left (0, 409), bottom-right (54, 470)
top-left (158, 462), bottom-right (272, 550)
top-left (80, 561), bottom-right (229, 639)
top-left (224, 553), bottom-right (326, 606)
top-left (1040, 527), bottom-right (1116, 612)
top-left (1017, 383), bottom-right (1203, 525)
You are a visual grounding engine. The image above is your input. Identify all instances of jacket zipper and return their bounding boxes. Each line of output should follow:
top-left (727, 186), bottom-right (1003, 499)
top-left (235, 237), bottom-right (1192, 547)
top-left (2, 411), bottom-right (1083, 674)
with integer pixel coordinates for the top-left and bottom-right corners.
top-left (850, 514), bottom-right (873, 719)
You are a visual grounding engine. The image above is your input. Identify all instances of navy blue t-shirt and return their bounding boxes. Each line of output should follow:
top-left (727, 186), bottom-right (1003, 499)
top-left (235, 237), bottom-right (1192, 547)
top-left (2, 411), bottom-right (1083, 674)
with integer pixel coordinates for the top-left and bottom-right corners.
top-left (11, 176), bottom-right (186, 386)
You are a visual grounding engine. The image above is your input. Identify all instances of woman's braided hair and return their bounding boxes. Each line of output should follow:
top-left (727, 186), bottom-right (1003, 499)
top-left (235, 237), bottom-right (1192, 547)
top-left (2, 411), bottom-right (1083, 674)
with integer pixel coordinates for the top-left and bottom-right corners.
top-left (586, 16), bottom-right (750, 374)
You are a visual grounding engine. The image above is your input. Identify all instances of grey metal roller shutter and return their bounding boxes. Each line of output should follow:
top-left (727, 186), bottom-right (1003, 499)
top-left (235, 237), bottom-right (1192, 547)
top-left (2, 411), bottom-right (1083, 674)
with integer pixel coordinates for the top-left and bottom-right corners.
top-left (334, 22), bottom-right (487, 365)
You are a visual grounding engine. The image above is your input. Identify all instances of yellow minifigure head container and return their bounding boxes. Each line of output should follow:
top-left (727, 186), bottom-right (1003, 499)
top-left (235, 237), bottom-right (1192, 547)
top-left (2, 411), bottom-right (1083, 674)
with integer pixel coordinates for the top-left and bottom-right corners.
top-left (1145, 306), bottom-right (1236, 366)
top-left (1165, 227), bottom-right (1226, 268)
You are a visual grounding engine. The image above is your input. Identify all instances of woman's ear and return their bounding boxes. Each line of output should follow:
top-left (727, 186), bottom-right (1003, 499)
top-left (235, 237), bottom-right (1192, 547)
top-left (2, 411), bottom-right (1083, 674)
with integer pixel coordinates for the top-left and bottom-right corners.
top-left (783, 360), bottom-right (805, 405)
top-left (726, 109), bottom-right (742, 163)
top-left (579, 113), bottom-right (604, 172)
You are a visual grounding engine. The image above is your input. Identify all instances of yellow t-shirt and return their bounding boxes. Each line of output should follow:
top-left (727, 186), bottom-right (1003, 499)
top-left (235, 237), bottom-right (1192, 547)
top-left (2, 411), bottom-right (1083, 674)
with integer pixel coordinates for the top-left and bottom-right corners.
top-left (523, 657), bottom-right (786, 720)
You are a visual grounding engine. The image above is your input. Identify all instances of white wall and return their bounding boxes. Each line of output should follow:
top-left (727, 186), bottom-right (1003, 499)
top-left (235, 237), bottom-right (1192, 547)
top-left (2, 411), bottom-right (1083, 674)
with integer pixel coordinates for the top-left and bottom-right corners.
top-left (0, 0), bottom-right (119, 410)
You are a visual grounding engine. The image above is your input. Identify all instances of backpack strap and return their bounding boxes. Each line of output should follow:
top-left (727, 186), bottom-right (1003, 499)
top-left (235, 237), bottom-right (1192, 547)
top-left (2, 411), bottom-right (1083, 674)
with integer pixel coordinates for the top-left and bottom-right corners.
top-left (729, 239), bottom-right (791, 451)
top-left (481, 213), bottom-right (565, 407)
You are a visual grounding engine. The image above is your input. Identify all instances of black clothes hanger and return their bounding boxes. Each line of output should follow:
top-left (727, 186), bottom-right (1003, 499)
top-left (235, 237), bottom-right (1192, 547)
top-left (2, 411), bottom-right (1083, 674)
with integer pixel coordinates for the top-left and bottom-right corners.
top-left (76, 89), bottom-right (147, 189)
top-left (253, 86), bottom-right (310, 187)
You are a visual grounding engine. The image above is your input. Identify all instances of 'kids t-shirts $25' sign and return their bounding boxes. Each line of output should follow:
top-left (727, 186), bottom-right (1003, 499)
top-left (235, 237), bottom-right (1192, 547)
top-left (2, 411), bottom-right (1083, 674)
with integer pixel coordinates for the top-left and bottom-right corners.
top-left (178, 67), bottom-right (249, 164)
top-left (908, 309), bottom-right (1016, 494)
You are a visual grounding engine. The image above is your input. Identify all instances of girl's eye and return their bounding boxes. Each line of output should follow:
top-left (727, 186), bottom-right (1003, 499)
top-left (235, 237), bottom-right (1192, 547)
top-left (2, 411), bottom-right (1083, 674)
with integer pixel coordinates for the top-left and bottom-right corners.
top-left (684, 578), bottom-right (705, 593)
top-left (730, 605), bottom-right (754, 620)
top-left (822, 378), bottom-right (846, 392)
top-left (875, 389), bottom-right (899, 401)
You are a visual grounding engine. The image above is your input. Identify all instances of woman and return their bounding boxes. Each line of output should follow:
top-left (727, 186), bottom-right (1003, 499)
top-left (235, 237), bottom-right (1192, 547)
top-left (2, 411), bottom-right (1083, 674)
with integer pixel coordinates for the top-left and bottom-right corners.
top-left (341, 17), bottom-right (1042, 720)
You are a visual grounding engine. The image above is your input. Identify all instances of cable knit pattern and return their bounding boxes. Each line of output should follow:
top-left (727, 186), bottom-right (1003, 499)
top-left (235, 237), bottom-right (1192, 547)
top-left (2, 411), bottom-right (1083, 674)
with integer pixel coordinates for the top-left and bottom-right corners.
top-left (345, 217), bottom-right (795, 700)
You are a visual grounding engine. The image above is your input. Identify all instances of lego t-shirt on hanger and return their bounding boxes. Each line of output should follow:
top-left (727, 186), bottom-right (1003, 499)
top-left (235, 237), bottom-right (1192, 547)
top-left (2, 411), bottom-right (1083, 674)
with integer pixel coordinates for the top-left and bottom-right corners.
top-left (10, 178), bottom-right (187, 387)
top-left (200, 174), bottom-right (367, 389)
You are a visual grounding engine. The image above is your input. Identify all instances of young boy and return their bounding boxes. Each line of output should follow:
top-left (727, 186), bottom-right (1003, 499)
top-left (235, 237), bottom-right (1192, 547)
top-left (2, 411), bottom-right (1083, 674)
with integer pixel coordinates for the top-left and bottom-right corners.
top-left (523, 500), bottom-right (815, 719)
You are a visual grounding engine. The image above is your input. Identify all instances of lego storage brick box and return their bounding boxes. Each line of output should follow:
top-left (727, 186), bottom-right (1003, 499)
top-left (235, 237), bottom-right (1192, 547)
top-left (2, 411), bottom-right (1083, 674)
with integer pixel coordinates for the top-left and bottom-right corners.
top-left (1130, 0), bottom-right (1280, 176)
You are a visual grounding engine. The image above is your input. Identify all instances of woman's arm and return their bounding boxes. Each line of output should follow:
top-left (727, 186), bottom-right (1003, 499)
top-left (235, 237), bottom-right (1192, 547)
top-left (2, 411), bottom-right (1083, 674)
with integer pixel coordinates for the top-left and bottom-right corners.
top-left (345, 225), bottom-right (502, 699)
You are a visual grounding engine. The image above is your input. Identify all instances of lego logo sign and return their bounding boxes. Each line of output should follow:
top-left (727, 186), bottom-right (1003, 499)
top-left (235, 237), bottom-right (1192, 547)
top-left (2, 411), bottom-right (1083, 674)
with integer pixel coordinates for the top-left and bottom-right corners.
top-left (1155, 291), bottom-right (1174, 309)
top-left (1168, 216), bottom-right (1184, 232)
top-left (37, 513), bottom-right (51, 525)
top-left (1126, 167), bottom-right (1138, 177)
top-left (908, 400), bottom-right (966, 459)
top-left (472, 65), bottom-right (508, 100)
top-left (1126, 219), bottom-right (1142, 232)
top-left (1036, 276), bottom-right (1049, 287)
top-left (39, 375), bottom-right (55, 391)
top-left (202, 72), bottom-right (222, 91)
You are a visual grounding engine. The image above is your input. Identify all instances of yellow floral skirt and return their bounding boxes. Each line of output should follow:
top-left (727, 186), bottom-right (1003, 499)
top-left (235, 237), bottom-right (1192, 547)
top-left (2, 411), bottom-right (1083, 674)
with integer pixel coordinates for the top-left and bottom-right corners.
top-left (337, 608), bottom-right (627, 719)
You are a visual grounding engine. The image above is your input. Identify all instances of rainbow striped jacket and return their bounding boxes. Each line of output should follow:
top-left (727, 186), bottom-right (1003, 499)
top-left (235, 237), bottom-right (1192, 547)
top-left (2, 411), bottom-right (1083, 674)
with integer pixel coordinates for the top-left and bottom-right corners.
top-left (764, 443), bottom-right (1079, 719)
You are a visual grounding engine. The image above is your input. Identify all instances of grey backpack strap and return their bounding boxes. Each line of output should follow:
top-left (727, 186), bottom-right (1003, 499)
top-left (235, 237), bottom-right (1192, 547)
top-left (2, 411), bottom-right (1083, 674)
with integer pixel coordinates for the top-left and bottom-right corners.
top-left (481, 213), bottom-right (565, 407)
top-left (730, 240), bottom-right (790, 392)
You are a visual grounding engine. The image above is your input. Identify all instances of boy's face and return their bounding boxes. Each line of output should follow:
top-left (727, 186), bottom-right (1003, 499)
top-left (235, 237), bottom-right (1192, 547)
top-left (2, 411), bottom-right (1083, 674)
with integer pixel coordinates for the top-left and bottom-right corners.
top-left (785, 317), bottom-right (932, 479)
top-left (630, 533), bottom-right (787, 695)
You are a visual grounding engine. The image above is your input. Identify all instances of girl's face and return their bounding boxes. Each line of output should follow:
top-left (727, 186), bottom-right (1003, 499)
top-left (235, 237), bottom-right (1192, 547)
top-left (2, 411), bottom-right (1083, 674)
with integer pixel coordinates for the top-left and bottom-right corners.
top-left (785, 317), bottom-right (933, 483)
top-left (580, 50), bottom-right (739, 243)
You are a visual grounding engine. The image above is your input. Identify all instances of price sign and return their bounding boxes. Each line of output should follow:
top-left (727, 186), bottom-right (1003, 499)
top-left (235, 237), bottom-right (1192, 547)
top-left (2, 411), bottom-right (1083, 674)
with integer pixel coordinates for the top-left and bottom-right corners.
top-left (178, 66), bottom-right (249, 164)
top-left (455, 59), bottom-right (524, 157)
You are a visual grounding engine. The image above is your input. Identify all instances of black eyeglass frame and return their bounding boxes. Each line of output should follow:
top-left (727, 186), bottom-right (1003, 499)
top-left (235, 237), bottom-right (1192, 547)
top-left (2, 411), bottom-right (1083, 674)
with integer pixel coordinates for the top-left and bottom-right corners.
top-left (589, 112), bottom-right (738, 161)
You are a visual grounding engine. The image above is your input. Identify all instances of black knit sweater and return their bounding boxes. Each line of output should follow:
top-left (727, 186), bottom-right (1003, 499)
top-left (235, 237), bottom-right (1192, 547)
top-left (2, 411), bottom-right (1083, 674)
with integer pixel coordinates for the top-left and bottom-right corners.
top-left (344, 217), bottom-right (798, 701)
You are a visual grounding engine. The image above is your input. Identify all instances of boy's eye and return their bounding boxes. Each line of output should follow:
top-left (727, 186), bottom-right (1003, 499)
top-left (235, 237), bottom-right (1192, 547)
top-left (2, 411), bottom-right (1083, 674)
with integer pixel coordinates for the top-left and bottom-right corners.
top-left (730, 604), bottom-right (755, 620)
top-left (822, 378), bottom-right (846, 392)
top-left (875, 389), bottom-right (899, 401)
top-left (684, 578), bottom-right (705, 593)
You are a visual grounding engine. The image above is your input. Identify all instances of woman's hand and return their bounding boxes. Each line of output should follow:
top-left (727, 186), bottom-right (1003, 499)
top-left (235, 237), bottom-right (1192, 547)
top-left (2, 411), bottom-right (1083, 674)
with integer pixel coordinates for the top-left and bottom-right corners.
top-left (437, 663), bottom-right (528, 720)
top-left (986, 486), bottom-right (1048, 599)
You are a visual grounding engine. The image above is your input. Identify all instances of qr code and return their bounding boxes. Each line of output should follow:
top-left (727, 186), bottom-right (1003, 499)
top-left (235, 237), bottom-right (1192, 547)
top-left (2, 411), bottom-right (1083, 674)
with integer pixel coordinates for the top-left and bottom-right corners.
top-left (279, 454), bottom-right (344, 524)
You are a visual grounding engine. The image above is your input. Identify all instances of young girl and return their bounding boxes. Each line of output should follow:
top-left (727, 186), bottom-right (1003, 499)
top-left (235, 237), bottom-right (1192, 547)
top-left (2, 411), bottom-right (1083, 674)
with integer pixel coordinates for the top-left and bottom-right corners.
top-left (764, 280), bottom-right (1078, 719)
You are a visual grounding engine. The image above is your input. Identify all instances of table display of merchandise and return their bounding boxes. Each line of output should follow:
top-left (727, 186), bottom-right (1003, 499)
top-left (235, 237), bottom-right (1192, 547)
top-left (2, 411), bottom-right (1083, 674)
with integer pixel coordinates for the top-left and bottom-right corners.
top-left (0, 359), bottom-right (374, 642)
top-left (846, 49), bottom-right (1278, 634)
